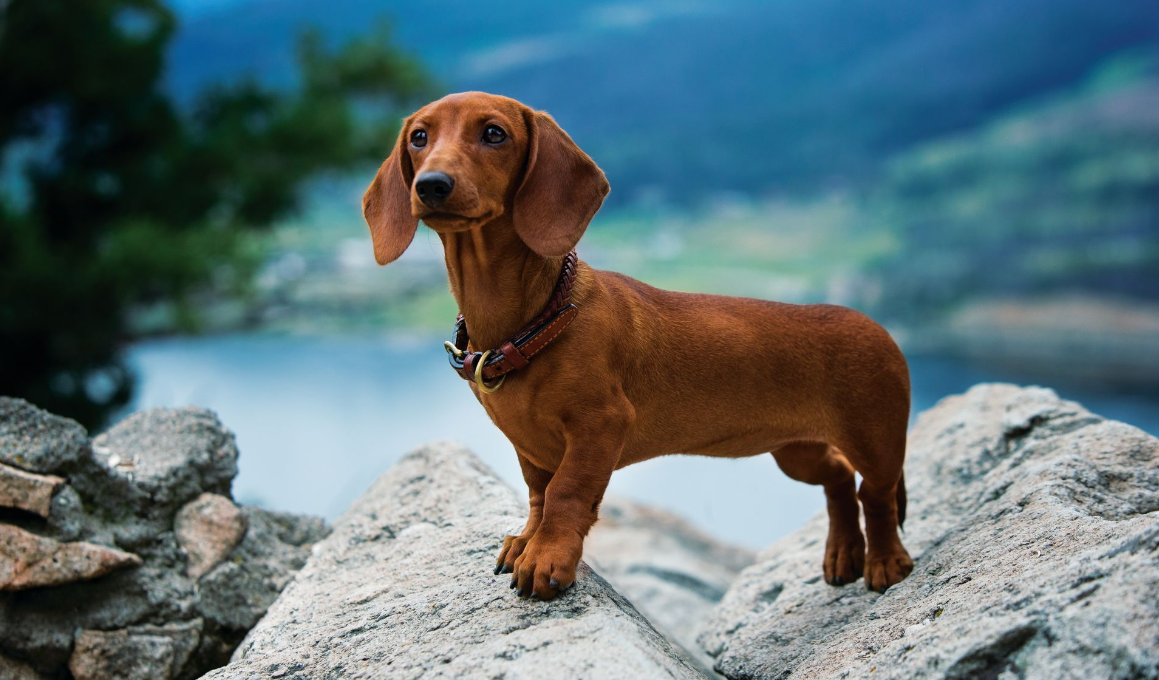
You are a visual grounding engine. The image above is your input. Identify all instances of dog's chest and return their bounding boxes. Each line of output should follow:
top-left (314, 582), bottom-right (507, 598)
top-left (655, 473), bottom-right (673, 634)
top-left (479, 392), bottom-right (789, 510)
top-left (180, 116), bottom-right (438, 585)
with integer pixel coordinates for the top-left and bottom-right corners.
top-left (478, 392), bottom-right (566, 471)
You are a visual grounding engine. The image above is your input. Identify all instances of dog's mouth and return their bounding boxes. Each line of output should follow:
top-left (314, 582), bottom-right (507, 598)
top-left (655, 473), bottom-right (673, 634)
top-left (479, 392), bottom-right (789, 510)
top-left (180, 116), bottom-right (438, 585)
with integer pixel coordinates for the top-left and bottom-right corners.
top-left (420, 211), bottom-right (470, 221)
top-left (418, 209), bottom-right (492, 230)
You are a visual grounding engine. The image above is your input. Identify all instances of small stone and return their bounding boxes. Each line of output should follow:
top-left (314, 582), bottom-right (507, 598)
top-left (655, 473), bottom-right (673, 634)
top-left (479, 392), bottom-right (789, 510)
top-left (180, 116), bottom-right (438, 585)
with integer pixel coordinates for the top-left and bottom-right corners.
top-left (92, 407), bottom-right (239, 508)
top-left (175, 493), bottom-right (247, 580)
top-left (0, 524), bottom-right (142, 590)
top-left (69, 619), bottom-right (201, 680)
top-left (0, 397), bottom-right (89, 474)
top-left (0, 462), bottom-right (64, 518)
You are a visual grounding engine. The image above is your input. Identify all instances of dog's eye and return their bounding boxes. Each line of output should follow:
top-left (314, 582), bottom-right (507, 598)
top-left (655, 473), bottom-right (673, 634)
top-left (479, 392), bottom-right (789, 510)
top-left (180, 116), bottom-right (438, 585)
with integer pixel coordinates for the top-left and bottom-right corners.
top-left (410, 129), bottom-right (427, 148)
top-left (482, 125), bottom-right (506, 145)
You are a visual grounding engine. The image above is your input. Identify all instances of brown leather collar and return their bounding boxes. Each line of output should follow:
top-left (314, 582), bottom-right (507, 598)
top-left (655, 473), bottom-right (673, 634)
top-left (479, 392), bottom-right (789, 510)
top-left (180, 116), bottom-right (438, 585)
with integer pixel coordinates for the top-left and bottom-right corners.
top-left (445, 250), bottom-right (579, 388)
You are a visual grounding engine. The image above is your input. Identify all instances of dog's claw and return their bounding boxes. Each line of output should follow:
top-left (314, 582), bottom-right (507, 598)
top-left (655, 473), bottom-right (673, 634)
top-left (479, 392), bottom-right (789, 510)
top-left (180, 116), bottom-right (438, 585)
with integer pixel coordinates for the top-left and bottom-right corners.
top-left (530, 592), bottom-right (539, 599)
top-left (509, 580), bottom-right (517, 589)
top-left (493, 565), bottom-right (502, 575)
top-left (549, 578), bottom-right (558, 589)
top-left (502, 565), bottom-right (512, 574)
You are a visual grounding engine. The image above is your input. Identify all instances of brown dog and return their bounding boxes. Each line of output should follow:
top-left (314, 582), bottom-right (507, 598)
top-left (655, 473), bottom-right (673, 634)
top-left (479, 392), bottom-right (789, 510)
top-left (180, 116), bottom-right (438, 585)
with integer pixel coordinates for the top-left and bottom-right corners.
top-left (363, 92), bottom-right (913, 599)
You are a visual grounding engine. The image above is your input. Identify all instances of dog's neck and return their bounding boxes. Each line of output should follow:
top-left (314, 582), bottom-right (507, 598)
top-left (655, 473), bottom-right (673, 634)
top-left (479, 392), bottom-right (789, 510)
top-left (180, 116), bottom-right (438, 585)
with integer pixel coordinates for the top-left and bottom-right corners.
top-left (438, 215), bottom-right (564, 351)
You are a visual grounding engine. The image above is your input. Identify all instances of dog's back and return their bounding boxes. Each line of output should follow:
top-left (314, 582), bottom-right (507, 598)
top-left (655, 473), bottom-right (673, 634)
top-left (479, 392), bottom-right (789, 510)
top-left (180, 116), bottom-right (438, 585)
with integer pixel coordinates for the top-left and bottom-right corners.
top-left (579, 267), bottom-right (911, 466)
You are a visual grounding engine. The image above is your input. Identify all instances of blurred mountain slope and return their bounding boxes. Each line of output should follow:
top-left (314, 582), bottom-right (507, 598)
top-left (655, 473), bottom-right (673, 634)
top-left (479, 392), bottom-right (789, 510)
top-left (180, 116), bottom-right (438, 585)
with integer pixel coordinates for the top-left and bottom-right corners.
top-left (170, 0), bottom-right (1159, 203)
top-left (868, 51), bottom-right (1159, 318)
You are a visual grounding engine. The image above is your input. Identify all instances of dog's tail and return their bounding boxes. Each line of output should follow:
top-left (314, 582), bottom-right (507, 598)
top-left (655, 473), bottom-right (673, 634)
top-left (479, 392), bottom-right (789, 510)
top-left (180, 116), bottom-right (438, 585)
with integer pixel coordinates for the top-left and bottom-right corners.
top-left (896, 471), bottom-right (907, 531)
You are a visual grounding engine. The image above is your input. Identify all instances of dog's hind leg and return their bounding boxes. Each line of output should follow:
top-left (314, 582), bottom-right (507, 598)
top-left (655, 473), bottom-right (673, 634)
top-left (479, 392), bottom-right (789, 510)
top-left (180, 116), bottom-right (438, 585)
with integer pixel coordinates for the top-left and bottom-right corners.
top-left (772, 443), bottom-right (865, 585)
top-left (836, 430), bottom-right (914, 593)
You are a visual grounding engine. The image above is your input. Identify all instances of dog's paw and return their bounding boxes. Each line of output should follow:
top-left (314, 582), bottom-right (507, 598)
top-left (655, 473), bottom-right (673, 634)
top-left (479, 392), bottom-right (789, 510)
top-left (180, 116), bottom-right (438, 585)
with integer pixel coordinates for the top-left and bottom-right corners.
top-left (823, 530), bottom-right (866, 586)
top-left (864, 549), bottom-right (914, 593)
top-left (508, 534), bottom-right (581, 600)
top-left (494, 534), bottom-right (530, 575)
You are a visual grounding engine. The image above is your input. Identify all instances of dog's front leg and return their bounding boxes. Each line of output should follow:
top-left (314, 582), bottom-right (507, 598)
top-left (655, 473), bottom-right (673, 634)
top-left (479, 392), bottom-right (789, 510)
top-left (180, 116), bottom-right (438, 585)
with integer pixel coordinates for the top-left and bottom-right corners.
top-left (495, 453), bottom-right (552, 575)
top-left (509, 407), bottom-right (629, 600)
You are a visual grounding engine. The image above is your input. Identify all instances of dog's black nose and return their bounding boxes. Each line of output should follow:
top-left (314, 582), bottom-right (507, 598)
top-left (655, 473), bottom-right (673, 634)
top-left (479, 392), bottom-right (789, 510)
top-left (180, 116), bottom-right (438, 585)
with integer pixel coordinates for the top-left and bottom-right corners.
top-left (415, 172), bottom-right (454, 208)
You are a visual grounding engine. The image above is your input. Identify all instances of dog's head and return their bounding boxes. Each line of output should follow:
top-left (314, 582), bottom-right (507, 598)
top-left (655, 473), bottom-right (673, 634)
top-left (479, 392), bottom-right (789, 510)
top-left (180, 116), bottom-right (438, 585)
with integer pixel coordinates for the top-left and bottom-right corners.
top-left (362, 92), bottom-right (610, 265)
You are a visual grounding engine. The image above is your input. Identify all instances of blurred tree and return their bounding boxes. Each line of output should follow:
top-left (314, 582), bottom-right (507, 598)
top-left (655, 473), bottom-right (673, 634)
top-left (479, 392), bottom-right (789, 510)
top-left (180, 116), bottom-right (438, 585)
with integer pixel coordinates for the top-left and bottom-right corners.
top-left (0, 0), bottom-right (432, 427)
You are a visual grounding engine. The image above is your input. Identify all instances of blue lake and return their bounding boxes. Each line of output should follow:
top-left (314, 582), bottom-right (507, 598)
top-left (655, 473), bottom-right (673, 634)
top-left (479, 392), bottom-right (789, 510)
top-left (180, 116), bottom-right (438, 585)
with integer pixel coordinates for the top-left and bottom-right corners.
top-left (127, 334), bottom-right (1159, 549)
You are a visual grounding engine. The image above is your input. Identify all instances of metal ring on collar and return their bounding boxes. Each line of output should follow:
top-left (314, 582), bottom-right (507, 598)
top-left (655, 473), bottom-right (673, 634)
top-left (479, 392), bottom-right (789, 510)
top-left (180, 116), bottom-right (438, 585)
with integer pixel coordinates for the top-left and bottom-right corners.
top-left (473, 349), bottom-right (505, 393)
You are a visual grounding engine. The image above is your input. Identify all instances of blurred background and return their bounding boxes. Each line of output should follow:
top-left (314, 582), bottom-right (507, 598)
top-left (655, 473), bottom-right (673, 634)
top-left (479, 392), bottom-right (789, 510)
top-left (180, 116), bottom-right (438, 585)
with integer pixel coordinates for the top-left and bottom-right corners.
top-left (2, 0), bottom-right (1157, 548)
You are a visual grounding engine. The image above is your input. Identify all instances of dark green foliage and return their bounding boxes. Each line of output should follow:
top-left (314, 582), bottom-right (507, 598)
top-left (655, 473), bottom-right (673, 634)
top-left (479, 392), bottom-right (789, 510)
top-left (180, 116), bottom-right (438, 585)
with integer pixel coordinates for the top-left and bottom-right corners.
top-left (0, 0), bottom-right (432, 427)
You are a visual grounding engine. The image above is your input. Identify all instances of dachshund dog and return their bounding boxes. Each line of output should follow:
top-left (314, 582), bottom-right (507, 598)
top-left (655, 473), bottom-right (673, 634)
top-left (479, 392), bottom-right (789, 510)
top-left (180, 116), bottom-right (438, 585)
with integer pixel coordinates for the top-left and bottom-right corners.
top-left (363, 92), bottom-right (913, 599)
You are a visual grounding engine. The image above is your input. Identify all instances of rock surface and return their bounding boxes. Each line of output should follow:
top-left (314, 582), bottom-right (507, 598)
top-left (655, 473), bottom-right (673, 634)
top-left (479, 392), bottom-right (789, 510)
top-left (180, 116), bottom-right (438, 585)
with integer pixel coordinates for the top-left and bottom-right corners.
top-left (0, 398), bottom-right (89, 473)
top-left (204, 442), bottom-right (708, 680)
top-left (699, 384), bottom-right (1159, 680)
top-left (175, 493), bottom-right (248, 580)
top-left (586, 495), bottom-right (755, 674)
top-left (0, 400), bottom-right (328, 679)
top-left (90, 407), bottom-right (238, 508)
top-left (69, 619), bottom-right (202, 680)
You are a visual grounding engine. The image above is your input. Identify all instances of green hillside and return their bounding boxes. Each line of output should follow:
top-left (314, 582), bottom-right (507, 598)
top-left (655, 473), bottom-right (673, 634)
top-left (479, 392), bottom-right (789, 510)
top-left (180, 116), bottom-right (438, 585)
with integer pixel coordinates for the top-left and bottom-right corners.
top-left (867, 51), bottom-right (1159, 320)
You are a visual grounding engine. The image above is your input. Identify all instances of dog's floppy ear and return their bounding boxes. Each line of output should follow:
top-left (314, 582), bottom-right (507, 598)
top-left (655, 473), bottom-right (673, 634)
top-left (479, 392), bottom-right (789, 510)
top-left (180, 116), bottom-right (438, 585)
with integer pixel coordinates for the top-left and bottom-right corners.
top-left (513, 110), bottom-right (610, 257)
top-left (363, 120), bottom-right (417, 265)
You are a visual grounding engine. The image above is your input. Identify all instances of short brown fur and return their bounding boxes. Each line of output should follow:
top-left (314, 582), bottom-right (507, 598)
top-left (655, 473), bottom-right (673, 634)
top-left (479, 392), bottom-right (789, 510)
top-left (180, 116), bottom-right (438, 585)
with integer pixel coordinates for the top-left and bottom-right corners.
top-left (364, 92), bottom-right (914, 599)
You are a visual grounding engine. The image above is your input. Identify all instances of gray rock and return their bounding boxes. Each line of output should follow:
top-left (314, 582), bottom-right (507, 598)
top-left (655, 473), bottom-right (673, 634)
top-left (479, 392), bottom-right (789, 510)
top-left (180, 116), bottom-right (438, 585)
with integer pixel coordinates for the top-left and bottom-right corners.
top-left (175, 493), bottom-right (248, 580)
top-left (0, 397), bottom-right (89, 474)
top-left (58, 407), bottom-right (243, 556)
top-left (585, 495), bottom-right (755, 675)
top-left (89, 407), bottom-right (239, 511)
top-left (0, 463), bottom-right (64, 518)
top-left (203, 442), bottom-right (708, 680)
top-left (699, 384), bottom-right (1159, 680)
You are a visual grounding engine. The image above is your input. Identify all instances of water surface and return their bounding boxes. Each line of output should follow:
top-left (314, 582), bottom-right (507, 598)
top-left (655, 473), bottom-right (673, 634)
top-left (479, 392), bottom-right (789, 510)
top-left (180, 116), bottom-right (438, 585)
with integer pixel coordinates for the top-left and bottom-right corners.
top-left (127, 334), bottom-right (1158, 549)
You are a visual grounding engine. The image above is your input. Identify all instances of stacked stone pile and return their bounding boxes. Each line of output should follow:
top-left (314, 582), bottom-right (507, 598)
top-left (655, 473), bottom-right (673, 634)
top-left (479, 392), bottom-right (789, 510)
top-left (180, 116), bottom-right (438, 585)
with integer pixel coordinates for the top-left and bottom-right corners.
top-left (0, 398), bottom-right (328, 680)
